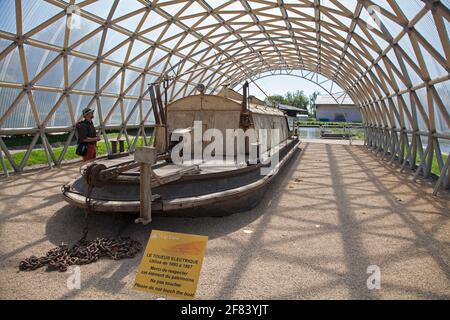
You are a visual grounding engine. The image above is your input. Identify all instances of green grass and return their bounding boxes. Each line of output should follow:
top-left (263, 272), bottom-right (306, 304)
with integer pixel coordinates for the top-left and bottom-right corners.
top-left (433, 155), bottom-right (446, 176)
top-left (416, 153), bottom-right (448, 177)
top-left (391, 150), bottom-right (448, 177)
top-left (325, 128), bottom-right (365, 140)
top-left (0, 136), bottom-right (148, 172)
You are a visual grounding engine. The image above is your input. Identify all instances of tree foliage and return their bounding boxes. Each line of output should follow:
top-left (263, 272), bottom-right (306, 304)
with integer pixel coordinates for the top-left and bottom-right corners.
top-left (266, 90), bottom-right (321, 117)
top-left (308, 91), bottom-right (320, 117)
top-left (265, 95), bottom-right (285, 105)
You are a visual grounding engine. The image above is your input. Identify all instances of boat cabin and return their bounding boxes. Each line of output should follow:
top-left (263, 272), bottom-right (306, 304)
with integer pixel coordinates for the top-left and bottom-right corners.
top-left (153, 87), bottom-right (290, 157)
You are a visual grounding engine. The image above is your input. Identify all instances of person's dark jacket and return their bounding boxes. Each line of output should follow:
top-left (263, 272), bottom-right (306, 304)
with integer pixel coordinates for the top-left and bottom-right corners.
top-left (76, 120), bottom-right (96, 144)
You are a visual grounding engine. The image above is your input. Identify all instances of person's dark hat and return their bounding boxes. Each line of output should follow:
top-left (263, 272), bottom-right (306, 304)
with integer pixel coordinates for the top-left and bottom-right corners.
top-left (82, 107), bottom-right (95, 117)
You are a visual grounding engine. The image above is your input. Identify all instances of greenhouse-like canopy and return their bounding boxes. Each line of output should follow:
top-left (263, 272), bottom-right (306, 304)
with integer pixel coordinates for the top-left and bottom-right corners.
top-left (0, 0), bottom-right (449, 188)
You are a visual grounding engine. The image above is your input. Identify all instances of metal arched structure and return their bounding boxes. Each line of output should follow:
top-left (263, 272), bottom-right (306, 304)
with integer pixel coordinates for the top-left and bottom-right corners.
top-left (0, 0), bottom-right (449, 191)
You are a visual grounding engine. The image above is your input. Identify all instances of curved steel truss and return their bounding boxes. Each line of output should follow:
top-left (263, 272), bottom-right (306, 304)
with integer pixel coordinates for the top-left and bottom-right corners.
top-left (0, 0), bottom-right (449, 192)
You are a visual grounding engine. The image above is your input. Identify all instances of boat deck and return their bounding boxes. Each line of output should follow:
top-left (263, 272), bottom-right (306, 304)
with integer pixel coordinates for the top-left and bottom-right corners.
top-left (89, 138), bottom-right (296, 177)
top-left (86, 156), bottom-right (249, 176)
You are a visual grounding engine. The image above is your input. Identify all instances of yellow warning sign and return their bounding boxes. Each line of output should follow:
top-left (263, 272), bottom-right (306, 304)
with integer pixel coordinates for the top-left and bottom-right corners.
top-left (133, 230), bottom-right (208, 300)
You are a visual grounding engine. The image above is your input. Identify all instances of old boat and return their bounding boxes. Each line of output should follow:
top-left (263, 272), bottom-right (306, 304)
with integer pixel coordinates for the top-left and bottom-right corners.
top-left (62, 85), bottom-right (302, 217)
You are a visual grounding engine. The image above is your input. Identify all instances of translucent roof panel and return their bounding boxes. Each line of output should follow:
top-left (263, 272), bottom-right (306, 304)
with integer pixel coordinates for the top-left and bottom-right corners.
top-left (0, 0), bottom-right (448, 135)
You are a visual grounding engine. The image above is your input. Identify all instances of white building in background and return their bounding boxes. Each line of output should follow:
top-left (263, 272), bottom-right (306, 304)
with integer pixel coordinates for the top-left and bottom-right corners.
top-left (315, 94), bottom-right (362, 123)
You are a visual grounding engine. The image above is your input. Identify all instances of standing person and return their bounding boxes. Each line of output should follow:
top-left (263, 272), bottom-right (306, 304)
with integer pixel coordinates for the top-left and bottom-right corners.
top-left (76, 107), bottom-right (101, 162)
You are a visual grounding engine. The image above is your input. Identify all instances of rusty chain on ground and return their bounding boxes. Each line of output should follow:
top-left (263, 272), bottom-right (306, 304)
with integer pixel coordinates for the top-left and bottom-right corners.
top-left (19, 164), bottom-right (143, 272)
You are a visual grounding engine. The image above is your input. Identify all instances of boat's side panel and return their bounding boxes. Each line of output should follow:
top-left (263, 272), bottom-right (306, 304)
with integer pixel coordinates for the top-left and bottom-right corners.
top-left (158, 181), bottom-right (269, 217)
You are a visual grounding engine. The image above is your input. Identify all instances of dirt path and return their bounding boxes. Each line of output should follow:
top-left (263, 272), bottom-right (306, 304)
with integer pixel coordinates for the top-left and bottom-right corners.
top-left (1, 142), bottom-right (449, 299)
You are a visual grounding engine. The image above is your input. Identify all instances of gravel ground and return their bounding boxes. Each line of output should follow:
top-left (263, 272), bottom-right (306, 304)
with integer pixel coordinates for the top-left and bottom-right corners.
top-left (0, 142), bottom-right (449, 300)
